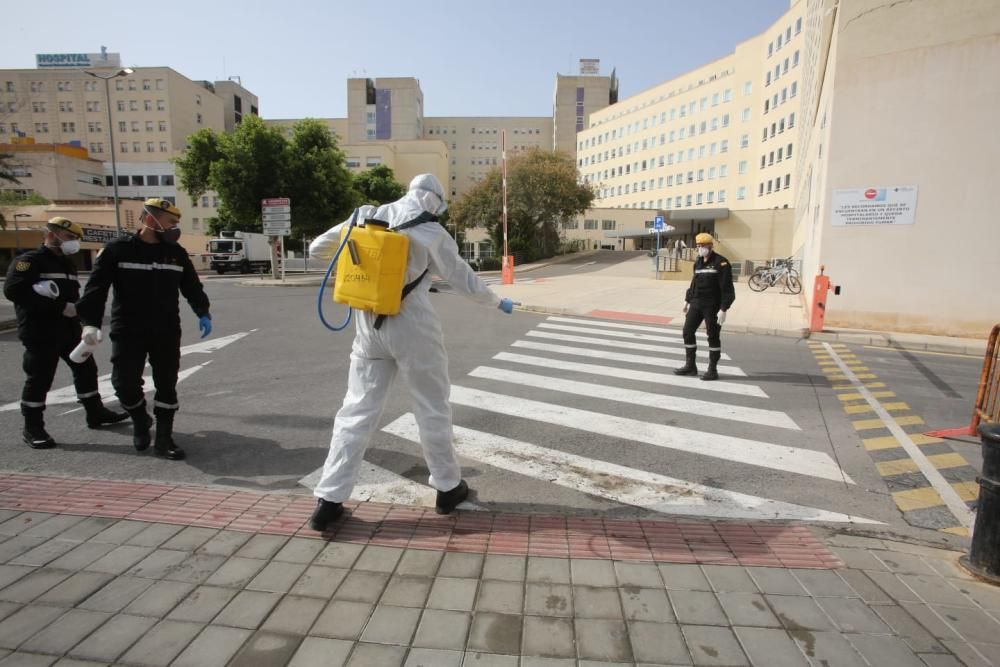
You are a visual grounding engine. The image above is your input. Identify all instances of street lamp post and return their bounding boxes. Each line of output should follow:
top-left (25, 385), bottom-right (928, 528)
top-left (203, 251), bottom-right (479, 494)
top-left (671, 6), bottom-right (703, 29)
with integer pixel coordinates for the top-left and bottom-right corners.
top-left (12, 213), bottom-right (30, 253)
top-left (85, 68), bottom-right (134, 235)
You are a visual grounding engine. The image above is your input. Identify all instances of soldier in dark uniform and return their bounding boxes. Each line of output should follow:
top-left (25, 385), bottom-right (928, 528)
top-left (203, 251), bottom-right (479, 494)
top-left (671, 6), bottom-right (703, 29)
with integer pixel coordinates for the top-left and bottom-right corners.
top-left (76, 198), bottom-right (212, 460)
top-left (3, 217), bottom-right (128, 448)
top-left (674, 232), bottom-right (735, 382)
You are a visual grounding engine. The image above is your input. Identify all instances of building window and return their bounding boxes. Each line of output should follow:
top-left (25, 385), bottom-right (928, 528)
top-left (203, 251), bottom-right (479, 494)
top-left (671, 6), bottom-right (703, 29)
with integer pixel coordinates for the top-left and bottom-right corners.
top-left (737, 186), bottom-right (746, 200)
top-left (117, 101), bottom-right (126, 112)
top-left (784, 174), bottom-right (791, 189)
top-left (162, 175), bottom-right (174, 186)
top-left (131, 121), bottom-right (140, 132)
top-left (148, 175), bottom-right (160, 186)
top-left (601, 220), bottom-right (615, 230)
top-left (720, 140), bottom-right (729, 153)
top-left (738, 160), bottom-right (747, 175)
top-left (120, 142), bottom-right (128, 153)
top-left (786, 143), bottom-right (793, 158)
top-left (115, 80), bottom-right (124, 91)
top-left (132, 142), bottom-right (140, 152)
top-left (129, 101), bottom-right (139, 111)
top-left (156, 79), bottom-right (165, 90)
top-left (146, 121), bottom-right (154, 132)
top-left (584, 219), bottom-right (598, 230)
top-left (718, 189), bottom-right (726, 202)
top-left (128, 79), bottom-right (136, 91)
top-left (119, 121), bottom-right (127, 132)
top-left (740, 134), bottom-right (749, 149)
top-left (159, 142), bottom-right (168, 152)
top-left (788, 112), bottom-right (796, 128)
top-left (159, 121), bottom-right (167, 131)
top-left (793, 50), bottom-right (800, 67)
top-left (157, 100), bottom-right (166, 111)
top-left (132, 175), bottom-right (145, 186)
top-left (742, 108), bottom-right (751, 122)
top-left (147, 142), bottom-right (155, 152)
top-left (143, 79), bottom-right (151, 90)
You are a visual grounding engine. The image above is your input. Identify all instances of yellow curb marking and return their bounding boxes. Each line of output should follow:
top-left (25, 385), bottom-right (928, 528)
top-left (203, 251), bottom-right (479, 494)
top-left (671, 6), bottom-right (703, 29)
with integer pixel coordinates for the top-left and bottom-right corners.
top-left (839, 391), bottom-right (896, 401)
top-left (863, 433), bottom-right (942, 450)
top-left (845, 402), bottom-right (910, 415)
top-left (834, 382), bottom-right (887, 390)
top-left (893, 487), bottom-right (945, 512)
top-left (876, 453), bottom-right (970, 476)
top-left (942, 526), bottom-right (970, 537)
top-left (853, 416), bottom-right (925, 431)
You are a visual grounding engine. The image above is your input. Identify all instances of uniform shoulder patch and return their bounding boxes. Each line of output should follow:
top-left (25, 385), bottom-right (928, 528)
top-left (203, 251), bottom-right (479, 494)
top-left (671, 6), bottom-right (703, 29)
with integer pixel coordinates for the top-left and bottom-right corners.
top-left (720, 261), bottom-right (729, 266)
top-left (15, 260), bottom-right (31, 272)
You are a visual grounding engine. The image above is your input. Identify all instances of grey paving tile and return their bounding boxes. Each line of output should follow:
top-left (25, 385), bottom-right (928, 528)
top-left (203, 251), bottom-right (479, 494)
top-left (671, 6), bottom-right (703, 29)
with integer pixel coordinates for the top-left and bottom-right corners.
top-left (570, 559), bottom-right (616, 587)
top-left (19, 609), bottom-right (109, 655)
top-left (765, 595), bottom-right (837, 631)
top-left (404, 647), bottom-right (463, 667)
top-left (167, 585), bottom-right (238, 623)
top-left (734, 626), bottom-right (809, 666)
top-left (614, 561), bottom-right (663, 588)
top-left (83, 545), bottom-right (153, 575)
top-left (334, 571), bottom-right (389, 603)
top-left (290, 564), bottom-right (348, 599)
top-left (195, 530), bottom-right (253, 557)
top-left (77, 576), bottom-right (153, 613)
top-left (846, 634), bottom-right (925, 667)
top-left (0, 536), bottom-right (46, 563)
top-left (57, 657), bottom-right (127, 665)
top-left (0, 651), bottom-right (56, 665)
top-left (951, 578), bottom-right (1000, 612)
top-left (234, 534), bottom-right (288, 561)
top-left (628, 620), bottom-right (691, 664)
top-left (90, 520), bottom-right (149, 545)
top-left (34, 572), bottom-right (113, 606)
top-left (125, 548), bottom-right (189, 579)
top-left (0, 568), bottom-right (72, 603)
top-left (659, 563), bottom-right (712, 591)
top-left (573, 585), bottom-right (623, 619)
top-left (228, 630), bottom-right (303, 667)
top-left (0, 513), bottom-right (49, 537)
top-left (929, 604), bottom-right (1000, 644)
top-left (681, 624), bottom-right (748, 665)
top-left (395, 549), bottom-right (442, 577)
top-left (830, 546), bottom-right (889, 571)
top-left (287, 636), bottom-right (353, 667)
top-left (212, 590), bottom-right (282, 629)
top-left (574, 618), bottom-right (632, 662)
top-left (204, 556), bottom-right (267, 588)
top-left (669, 589), bottom-right (728, 626)
top-left (245, 560), bottom-right (308, 593)
top-left (360, 604), bottom-right (421, 645)
top-left (837, 569), bottom-right (893, 604)
top-left (428, 577), bottom-right (478, 611)
top-left (475, 580), bottom-right (522, 614)
top-left (438, 552), bottom-right (483, 579)
top-left (311, 599), bottom-right (373, 639)
top-left (0, 566), bottom-right (34, 591)
top-left (524, 583), bottom-right (573, 617)
top-left (526, 557), bottom-right (571, 584)
top-left (0, 604), bottom-right (18, 624)
top-left (272, 537), bottom-right (325, 564)
top-left (118, 619), bottom-right (204, 667)
top-left (717, 592), bottom-right (781, 628)
top-left (171, 625), bottom-right (252, 667)
top-left (67, 613), bottom-right (157, 662)
top-left (702, 565), bottom-right (758, 593)
top-left (868, 569), bottom-right (922, 602)
top-left (870, 604), bottom-right (946, 653)
top-left (161, 553), bottom-right (226, 584)
top-left (789, 631), bottom-right (866, 666)
top-left (467, 612), bottom-right (522, 654)
top-left (125, 523), bottom-right (184, 548)
top-left (482, 554), bottom-right (526, 582)
top-left (45, 543), bottom-right (116, 571)
top-left (20, 515), bottom-right (85, 540)
top-left (314, 542), bottom-right (365, 569)
top-left (620, 586), bottom-right (673, 622)
top-left (413, 609), bottom-right (471, 650)
top-left (261, 595), bottom-right (325, 635)
top-left (899, 574), bottom-right (977, 606)
top-left (816, 597), bottom-right (892, 634)
top-left (345, 641), bottom-right (406, 666)
top-left (461, 652), bottom-right (518, 667)
top-left (159, 526), bottom-right (217, 552)
top-left (917, 654), bottom-right (970, 667)
top-left (57, 517), bottom-right (116, 542)
top-left (10, 539), bottom-right (80, 567)
top-left (872, 551), bottom-right (939, 576)
top-left (900, 602), bottom-right (961, 640)
top-left (791, 569), bottom-right (857, 597)
top-left (353, 545), bottom-right (404, 573)
top-left (940, 640), bottom-right (996, 667)
top-left (519, 658), bottom-right (575, 667)
top-left (124, 580), bottom-right (195, 617)
top-left (521, 616), bottom-right (574, 658)
top-left (380, 575), bottom-right (432, 608)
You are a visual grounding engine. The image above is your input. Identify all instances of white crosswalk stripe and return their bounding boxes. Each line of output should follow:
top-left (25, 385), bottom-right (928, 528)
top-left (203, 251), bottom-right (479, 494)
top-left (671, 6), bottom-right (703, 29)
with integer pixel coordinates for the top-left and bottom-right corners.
top-left (526, 330), bottom-right (730, 360)
top-left (511, 340), bottom-right (747, 376)
top-left (539, 321), bottom-right (701, 346)
top-left (548, 315), bottom-right (708, 339)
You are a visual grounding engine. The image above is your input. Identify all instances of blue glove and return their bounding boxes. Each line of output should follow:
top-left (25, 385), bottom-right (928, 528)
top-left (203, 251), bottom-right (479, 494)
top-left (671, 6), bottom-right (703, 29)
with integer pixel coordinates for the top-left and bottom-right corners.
top-left (498, 298), bottom-right (515, 314)
top-left (198, 315), bottom-right (212, 338)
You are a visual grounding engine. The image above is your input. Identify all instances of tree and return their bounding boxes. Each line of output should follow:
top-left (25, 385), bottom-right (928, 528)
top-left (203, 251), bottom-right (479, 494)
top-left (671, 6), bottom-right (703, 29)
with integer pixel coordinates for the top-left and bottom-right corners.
top-left (354, 164), bottom-right (406, 205)
top-left (449, 149), bottom-right (594, 262)
top-left (0, 153), bottom-right (19, 185)
top-left (0, 191), bottom-right (49, 232)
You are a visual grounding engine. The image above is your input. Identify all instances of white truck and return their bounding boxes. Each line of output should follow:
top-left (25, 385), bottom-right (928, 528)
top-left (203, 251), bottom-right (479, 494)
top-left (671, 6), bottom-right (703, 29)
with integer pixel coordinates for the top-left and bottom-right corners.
top-left (206, 231), bottom-right (272, 274)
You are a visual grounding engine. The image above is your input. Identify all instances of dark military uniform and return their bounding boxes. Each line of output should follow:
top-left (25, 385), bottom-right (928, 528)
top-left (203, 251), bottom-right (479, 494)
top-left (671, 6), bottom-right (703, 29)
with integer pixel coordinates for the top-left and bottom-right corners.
top-left (678, 251), bottom-right (736, 380)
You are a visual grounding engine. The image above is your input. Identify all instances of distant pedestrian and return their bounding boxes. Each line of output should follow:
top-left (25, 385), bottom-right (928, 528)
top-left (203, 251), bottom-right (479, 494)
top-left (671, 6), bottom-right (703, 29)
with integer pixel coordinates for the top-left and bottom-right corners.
top-left (674, 233), bottom-right (734, 381)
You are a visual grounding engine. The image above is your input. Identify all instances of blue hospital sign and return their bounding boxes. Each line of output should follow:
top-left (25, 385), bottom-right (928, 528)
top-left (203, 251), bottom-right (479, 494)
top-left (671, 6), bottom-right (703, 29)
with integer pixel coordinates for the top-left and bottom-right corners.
top-left (654, 215), bottom-right (664, 230)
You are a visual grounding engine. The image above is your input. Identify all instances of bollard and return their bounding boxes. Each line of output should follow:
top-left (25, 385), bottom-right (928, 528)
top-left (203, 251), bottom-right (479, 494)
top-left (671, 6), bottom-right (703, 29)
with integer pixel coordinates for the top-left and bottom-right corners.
top-left (960, 423), bottom-right (1000, 584)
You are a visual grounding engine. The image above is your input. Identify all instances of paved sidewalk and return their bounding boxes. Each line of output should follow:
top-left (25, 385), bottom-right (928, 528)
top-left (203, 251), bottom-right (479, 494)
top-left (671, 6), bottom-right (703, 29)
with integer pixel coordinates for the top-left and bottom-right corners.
top-left (0, 474), bottom-right (997, 666)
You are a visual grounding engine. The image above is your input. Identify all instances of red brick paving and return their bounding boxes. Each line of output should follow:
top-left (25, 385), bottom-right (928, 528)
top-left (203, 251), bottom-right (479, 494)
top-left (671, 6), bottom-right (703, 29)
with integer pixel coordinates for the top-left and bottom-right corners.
top-left (0, 473), bottom-right (842, 568)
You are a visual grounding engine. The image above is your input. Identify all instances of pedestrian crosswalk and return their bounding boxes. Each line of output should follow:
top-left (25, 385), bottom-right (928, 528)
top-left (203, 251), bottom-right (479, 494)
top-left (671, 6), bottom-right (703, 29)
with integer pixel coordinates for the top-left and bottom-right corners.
top-left (302, 315), bottom-right (878, 524)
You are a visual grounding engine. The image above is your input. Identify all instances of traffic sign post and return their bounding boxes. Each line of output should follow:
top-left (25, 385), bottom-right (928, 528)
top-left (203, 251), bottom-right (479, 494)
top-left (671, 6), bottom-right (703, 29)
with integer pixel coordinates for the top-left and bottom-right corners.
top-left (262, 198), bottom-right (291, 281)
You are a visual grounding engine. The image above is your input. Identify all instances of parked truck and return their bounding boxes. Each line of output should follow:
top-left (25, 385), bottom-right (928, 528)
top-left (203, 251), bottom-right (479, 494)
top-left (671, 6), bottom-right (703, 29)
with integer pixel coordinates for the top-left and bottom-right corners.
top-left (206, 231), bottom-right (272, 274)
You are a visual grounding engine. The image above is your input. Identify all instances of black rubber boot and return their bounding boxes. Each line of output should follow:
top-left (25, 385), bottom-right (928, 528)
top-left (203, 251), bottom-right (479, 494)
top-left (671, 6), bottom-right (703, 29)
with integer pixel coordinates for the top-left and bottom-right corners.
top-left (309, 499), bottom-right (345, 531)
top-left (128, 404), bottom-right (153, 451)
top-left (701, 351), bottom-right (721, 381)
top-left (673, 348), bottom-right (699, 376)
top-left (153, 408), bottom-right (186, 460)
top-left (81, 396), bottom-right (130, 428)
top-left (22, 406), bottom-right (56, 449)
top-left (435, 480), bottom-right (470, 515)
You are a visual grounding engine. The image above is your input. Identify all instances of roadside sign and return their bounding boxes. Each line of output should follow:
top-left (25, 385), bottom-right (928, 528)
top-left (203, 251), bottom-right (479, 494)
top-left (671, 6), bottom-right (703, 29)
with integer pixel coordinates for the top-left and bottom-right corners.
top-left (262, 198), bottom-right (290, 208)
top-left (262, 197), bottom-right (292, 237)
top-left (263, 222), bottom-right (291, 236)
top-left (262, 212), bottom-right (291, 222)
top-left (261, 205), bottom-right (290, 214)
top-left (654, 215), bottom-right (664, 231)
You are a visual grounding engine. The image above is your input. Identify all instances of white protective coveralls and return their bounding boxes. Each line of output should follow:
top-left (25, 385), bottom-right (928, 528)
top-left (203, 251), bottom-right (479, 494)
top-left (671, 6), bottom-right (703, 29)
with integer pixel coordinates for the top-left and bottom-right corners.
top-left (309, 174), bottom-right (502, 502)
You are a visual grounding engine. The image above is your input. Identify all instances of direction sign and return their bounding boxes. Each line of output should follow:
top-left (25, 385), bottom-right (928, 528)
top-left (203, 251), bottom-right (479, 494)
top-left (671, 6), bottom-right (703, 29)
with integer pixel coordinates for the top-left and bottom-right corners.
top-left (261, 205), bottom-right (290, 214)
top-left (262, 198), bottom-right (290, 208)
top-left (263, 222), bottom-right (291, 236)
top-left (262, 212), bottom-right (291, 222)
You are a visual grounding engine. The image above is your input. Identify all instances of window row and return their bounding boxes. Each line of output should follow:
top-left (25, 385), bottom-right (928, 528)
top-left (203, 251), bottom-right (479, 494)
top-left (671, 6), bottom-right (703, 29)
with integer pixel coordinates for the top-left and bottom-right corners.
top-left (760, 144), bottom-right (795, 168)
top-left (763, 82), bottom-right (797, 113)
top-left (104, 174), bottom-right (175, 186)
top-left (759, 174), bottom-right (792, 195)
top-left (117, 141), bottom-right (170, 153)
top-left (767, 18), bottom-right (803, 57)
top-left (116, 120), bottom-right (169, 133)
top-left (765, 51), bottom-right (800, 86)
top-left (762, 113), bottom-right (796, 141)
top-left (115, 99), bottom-right (168, 112)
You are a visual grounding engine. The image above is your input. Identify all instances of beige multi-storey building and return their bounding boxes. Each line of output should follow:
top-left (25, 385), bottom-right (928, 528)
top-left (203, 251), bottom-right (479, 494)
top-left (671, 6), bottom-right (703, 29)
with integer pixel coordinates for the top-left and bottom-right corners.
top-left (0, 142), bottom-right (104, 200)
top-left (552, 62), bottom-right (618, 156)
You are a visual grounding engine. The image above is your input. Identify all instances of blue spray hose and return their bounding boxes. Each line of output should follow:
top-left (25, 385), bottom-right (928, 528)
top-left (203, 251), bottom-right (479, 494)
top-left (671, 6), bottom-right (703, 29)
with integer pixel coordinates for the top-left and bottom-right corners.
top-left (316, 208), bottom-right (361, 331)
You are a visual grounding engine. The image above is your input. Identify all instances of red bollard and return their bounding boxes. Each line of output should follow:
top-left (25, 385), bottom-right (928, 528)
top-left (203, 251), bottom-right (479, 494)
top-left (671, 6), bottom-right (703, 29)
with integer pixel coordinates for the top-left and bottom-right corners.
top-left (810, 266), bottom-right (831, 333)
top-left (501, 255), bottom-right (515, 285)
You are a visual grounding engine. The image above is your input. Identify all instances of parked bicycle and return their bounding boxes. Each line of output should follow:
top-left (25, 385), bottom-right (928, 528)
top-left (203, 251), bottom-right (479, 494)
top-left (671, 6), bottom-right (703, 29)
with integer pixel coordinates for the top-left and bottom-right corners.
top-left (748, 257), bottom-right (802, 294)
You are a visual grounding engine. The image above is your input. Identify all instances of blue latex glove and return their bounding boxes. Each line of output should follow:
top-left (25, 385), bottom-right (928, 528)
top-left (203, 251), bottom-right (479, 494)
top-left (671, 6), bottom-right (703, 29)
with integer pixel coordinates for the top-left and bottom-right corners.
top-left (198, 314), bottom-right (212, 338)
top-left (498, 298), bottom-right (515, 314)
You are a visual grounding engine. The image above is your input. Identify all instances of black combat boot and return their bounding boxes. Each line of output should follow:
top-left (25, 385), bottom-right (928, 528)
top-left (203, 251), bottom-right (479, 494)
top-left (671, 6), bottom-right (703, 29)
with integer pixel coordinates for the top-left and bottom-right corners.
top-left (309, 499), bottom-right (345, 531)
top-left (673, 348), bottom-right (699, 376)
top-left (22, 406), bottom-right (56, 449)
top-left (153, 408), bottom-right (186, 460)
top-left (128, 403), bottom-right (153, 451)
top-left (701, 351), bottom-right (721, 381)
top-left (81, 396), bottom-right (130, 428)
top-left (435, 480), bottom-right (470, 515)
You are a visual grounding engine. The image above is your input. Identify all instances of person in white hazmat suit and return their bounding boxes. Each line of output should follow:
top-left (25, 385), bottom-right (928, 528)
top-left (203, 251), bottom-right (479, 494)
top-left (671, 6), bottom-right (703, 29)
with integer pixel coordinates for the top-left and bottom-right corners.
top-left (307, 174), bottom-right (515, 531)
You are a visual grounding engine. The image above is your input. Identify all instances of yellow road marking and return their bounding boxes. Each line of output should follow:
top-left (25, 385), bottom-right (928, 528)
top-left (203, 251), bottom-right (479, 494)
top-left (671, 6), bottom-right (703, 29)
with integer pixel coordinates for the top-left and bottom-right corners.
top-left (953, 481), bottom-right (979, 502)
top-left (863, 432), bottom-right (941, 450)
top-left (893, 487), bottom-right (944, 512)
top-left (839, 391), bottom-right (895, 401)
top-left (845, 401), bottom-right (910, 415)
top-left (828, 373), bottom-right (878, 381)
top-left (876, 453), bottom-right (969, 476)
top-left (853, 416), bottom-right (924, 430)
top-left (834, 382), bottom-right (887, 390)
top-left (942, 527), bottom-right (970, 537)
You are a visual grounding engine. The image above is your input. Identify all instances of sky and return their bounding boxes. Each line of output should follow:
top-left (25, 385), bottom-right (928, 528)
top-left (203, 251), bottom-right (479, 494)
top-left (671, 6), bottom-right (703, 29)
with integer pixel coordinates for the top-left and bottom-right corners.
top-left (5, 0), bottom-right (792, 119)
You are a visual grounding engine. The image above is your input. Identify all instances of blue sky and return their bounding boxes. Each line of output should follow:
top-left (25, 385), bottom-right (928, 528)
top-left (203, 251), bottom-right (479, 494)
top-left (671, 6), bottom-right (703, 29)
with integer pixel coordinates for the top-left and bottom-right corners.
top-left (6, 0), bottom-right (791, 119)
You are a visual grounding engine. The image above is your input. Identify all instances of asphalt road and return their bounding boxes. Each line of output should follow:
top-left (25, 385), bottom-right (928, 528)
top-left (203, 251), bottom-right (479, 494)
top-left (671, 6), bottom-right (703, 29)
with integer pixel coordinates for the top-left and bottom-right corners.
top-left (0, 267), bottom-right (984, 548)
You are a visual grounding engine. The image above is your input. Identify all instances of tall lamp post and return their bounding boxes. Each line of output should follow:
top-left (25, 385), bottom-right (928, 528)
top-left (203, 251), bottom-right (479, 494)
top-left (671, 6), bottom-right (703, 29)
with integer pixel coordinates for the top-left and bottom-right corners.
top-left (85, 68), bottom-right (134, 235)
top-left (12, 213), bottom-right (30, 253)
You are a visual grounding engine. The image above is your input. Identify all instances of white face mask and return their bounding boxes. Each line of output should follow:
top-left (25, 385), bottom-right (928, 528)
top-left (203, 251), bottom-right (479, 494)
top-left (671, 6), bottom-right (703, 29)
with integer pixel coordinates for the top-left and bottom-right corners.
top-left (697, 246), bottom-right (711, 258)
top-left (59, 239), bottom-right (81, 255)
